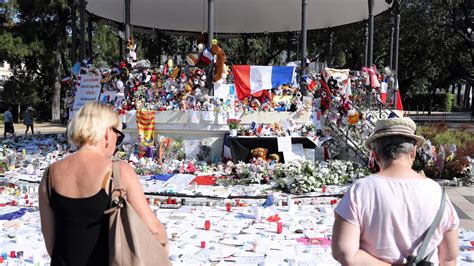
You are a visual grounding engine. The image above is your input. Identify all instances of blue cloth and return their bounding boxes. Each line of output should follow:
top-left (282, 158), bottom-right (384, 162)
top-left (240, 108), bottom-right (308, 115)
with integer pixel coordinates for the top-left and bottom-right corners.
top-left (0, 208), bottom-right (29, 221)
top-left (262, 195), bottom-right (274, 208)
top-left (147, 174), bottom-right (174, 182)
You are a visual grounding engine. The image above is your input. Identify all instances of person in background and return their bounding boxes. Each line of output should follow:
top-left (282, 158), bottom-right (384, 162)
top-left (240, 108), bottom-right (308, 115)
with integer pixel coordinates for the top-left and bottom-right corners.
top-left (3, 106), bottom-right (14, 138)
top-left (331, 117), bottom-right (459, 265)
top-left (24, 106), bottom-right (34, 136)
top-left (39, 102), bottom-right (169, 265)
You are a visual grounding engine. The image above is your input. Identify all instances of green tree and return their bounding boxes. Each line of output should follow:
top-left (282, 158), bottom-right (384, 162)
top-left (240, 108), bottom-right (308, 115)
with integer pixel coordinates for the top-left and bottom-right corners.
top-left (0, 0), bottom-right (71, 122)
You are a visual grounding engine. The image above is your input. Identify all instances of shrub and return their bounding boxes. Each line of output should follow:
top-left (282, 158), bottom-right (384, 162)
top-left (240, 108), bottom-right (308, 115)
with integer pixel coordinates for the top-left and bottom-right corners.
top-left (415, 125), bottom-right (473, 185)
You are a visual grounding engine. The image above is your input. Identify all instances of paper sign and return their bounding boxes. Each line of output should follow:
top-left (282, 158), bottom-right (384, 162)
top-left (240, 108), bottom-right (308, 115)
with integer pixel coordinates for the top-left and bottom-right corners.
top-left (72, 74), bottom-right (101, 116)
top-left (277, 137), bottom-right (292, 152)
top-left (214, 83), bottom-right (235, 100)
top-left (311, 111), bottom-right (322, 130)
top-left (292, 144), bottom-right (305, 158)
top-left (283, 151), bottom-right (302, 162)
top-left (184, 139), bottom-right (201, 160)
top-left (304, 149), bottom-right (315, 162)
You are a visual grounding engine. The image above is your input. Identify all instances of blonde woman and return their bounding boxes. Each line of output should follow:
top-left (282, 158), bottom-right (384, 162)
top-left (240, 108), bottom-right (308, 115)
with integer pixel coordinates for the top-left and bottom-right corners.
top-left (39, 102), bottom-right (168, 265)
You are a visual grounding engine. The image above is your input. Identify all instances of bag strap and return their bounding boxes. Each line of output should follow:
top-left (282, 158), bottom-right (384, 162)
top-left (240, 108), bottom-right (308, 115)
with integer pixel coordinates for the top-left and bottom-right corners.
top-left (111, 160), bottom-right (121, 190)
top-left (414, 187), bottom-right (446, 263)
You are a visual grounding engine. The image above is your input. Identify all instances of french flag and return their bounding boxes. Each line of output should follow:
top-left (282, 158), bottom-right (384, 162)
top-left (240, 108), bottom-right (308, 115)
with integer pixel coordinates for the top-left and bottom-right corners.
top-left (199, 48), bottom-right (214, 65)
top-left (380, 79), bottom-right (388, 104)
top-left (233, 65), bottom-right (295, 100)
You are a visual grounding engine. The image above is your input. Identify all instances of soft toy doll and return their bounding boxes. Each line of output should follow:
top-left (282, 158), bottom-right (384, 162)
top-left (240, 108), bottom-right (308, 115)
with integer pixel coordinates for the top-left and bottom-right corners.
top-left (267, 153), bottom-right (280, 164)
top-left (192, 68), bottom-right (207, 88)
top-left (210, 39), bottom-right (227, 82)
top-left (261, 97), bottom-right (272, 111)
top-left (275, 101), bottom-right (287, 112)
top-left (186, 33), bottom-right (213, 66)
top-left (249, 98), bottom-right (261, 111)
top-left (251, 147), bottom-right (268, 162)
top-left (126, 38), bottom-right (137, 67)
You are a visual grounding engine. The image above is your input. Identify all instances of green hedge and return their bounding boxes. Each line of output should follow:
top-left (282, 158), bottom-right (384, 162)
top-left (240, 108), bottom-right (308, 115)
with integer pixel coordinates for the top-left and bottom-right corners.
top-left (405, 93), bottom-right (455, 112)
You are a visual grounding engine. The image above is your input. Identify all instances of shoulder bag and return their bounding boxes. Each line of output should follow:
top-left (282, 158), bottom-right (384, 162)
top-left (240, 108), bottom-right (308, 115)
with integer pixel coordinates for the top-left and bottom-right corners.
top-left (105, 161), bottom-right (171, 266)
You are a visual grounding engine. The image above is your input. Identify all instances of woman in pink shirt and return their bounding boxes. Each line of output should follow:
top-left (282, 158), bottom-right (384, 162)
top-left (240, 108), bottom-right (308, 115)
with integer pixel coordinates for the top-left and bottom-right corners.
top-left (332, 118), bottom-right (459, 265)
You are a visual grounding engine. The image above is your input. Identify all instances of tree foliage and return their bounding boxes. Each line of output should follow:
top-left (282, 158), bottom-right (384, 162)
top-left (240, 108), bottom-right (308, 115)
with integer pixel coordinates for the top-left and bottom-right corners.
top-left (0, 1), bottom-right (472, 121)
top-left (0, 0), bottom-right (70, 121)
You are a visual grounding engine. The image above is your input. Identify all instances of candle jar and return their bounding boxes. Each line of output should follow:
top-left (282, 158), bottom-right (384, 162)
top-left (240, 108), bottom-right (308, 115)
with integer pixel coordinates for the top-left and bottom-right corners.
top-left (277, 222), bottom-right (283, 234)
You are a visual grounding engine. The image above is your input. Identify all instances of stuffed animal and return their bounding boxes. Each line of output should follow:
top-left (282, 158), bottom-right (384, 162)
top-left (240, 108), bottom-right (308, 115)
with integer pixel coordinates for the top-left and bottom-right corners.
top-left (186, 33), bottom-right (213, 66)
top-left (210, 39), bottom-right (227, 82)
top-left (251, 147), bottom-right (268, 161)
top-left (126, 38), bottom-right (137, 67)
top-left (267, 153), bottom-right (280, 164)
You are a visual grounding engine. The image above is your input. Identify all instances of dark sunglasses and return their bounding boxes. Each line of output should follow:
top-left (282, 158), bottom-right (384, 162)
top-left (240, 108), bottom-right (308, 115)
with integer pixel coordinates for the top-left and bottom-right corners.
top-left (111, 127), bottom-right (125, 146)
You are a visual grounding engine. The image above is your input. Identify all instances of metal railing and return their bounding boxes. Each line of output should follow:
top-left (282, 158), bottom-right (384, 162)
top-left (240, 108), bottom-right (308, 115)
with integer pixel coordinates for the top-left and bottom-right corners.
top-left (406, 105), bottom-right (473, 122)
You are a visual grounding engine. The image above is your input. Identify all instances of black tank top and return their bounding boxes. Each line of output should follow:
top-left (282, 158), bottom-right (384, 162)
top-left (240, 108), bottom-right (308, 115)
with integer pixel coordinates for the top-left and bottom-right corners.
top-left (48, 175), bottom-right (111, 266)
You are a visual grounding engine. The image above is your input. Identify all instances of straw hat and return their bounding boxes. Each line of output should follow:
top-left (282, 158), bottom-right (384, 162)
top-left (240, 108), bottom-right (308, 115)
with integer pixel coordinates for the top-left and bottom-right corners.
top-left (27, 106), bottom-right (34, 111)
top-left (365, 117), bottom-right (425, 149)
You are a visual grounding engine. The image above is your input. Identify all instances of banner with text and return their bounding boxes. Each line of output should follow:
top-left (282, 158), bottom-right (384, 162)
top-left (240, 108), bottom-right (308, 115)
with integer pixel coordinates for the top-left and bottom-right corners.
top-left (71, 74), bottom-right (101, 118)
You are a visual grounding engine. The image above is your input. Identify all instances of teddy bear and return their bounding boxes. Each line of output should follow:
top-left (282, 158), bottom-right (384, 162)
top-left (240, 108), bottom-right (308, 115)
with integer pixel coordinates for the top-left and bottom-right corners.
top-left (210, 39), bottom-right (227, 82)
top-left (251, 147), bottom-right (268, 162)
top-left (267, 153), bottom-right (280, 164)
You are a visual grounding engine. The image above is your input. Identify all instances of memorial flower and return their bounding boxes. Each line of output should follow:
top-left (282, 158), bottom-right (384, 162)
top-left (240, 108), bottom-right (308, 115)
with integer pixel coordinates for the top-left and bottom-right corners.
top-left (227, 118), bottom-right (240, 130)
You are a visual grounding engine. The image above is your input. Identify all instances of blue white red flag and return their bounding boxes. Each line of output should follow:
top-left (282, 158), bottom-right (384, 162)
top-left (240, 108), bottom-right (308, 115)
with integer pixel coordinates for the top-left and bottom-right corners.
top-left (232, 65), bottom-right (295, 100)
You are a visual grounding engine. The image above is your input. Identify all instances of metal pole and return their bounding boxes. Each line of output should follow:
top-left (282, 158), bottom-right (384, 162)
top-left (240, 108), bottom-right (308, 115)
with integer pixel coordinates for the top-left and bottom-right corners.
top-left (286, 32), bottom-right (292, 64)
top-left (118, 34), bottom-right (123, 61)
top-left (71, 0), bottom-right (77, 63)
top-left (394, 15), bottom-right (400, 75)
top-left (389, 27), bottom-right (394, 69)
top-left (87, 14), bottom-right (93, 59)
top-left (329, 31), bottom-right (333, 67)
top-left (364, 23), bottom-right (369, 66)
top-left (157, 30), bottom-right (163, 65)
top-left (243, 34), bottom-right (249, 64)
top-left (79, 0), bottom-right (85, 61)
top-left (300, 0), bottom-right (308, 96)
top-left (124, 0), bottom-right (131, 45)
top-left (207, 0), bottom-right (215, 47)
top-left (368, 0), bottom-right (374, 67)
top-left (394, 13), bottom-right (400, 109)
top-left (206, 0), bottom-right (215, 96)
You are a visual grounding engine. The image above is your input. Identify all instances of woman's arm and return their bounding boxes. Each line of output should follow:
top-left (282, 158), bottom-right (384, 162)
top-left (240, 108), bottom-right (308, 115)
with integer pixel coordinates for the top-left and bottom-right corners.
top-left (438, 229), bottom-right (459, 266)
top-left (118, 161), bottom-right (169, 252)
top-left (39, 168), bottom-right (55, 256)
top-left (332, 214), bottom-right (390, 266)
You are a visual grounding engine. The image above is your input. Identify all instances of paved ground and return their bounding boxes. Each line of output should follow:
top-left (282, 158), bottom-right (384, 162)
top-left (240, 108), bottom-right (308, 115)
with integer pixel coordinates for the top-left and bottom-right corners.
top-left (447, 186), bottom-right (474, 230)
top-left (0, 122), bottom-right (66, 137)
top-left (1, 122), bottom-right (473, 230)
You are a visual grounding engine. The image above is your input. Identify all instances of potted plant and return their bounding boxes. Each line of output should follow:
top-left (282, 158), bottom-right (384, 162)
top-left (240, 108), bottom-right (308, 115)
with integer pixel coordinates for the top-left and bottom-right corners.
top-left (227, 118), bottom-right (240, 136)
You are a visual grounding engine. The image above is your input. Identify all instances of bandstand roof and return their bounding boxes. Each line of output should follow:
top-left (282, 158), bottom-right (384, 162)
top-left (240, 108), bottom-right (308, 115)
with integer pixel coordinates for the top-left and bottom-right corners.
top-left (87, 0), bottom-right (391, 34)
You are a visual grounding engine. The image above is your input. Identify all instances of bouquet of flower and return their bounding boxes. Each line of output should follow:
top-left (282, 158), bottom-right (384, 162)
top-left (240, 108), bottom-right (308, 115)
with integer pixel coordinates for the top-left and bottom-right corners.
top-left (273, 160), bottom-right (369, 194)
top-left (227, 118), bottom-right (240, 130)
